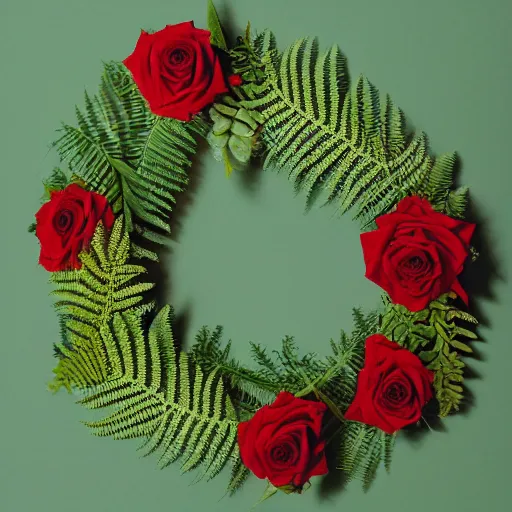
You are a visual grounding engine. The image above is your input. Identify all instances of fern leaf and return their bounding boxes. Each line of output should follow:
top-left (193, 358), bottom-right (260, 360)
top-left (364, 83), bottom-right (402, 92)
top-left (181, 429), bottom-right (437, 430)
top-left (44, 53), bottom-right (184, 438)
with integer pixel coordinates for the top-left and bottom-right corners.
top-left (338, 422), bottom-right (393, 489)
top-left (50, 216), bottom-right (155, 391)
top-left (53, 62), bottom-right (199, 252)
top-left (380, 294), bottom-right (478, 416)
top-left (238, 34), bottom-right (432, 222)
top-left (80, 306), bottom-right (241, 484)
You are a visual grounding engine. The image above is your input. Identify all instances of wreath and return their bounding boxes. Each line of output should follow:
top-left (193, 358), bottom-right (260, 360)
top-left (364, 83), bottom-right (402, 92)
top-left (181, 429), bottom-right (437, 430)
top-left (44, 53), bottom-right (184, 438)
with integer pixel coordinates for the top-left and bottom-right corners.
top-left (30, 1), bottom-right (480, 503)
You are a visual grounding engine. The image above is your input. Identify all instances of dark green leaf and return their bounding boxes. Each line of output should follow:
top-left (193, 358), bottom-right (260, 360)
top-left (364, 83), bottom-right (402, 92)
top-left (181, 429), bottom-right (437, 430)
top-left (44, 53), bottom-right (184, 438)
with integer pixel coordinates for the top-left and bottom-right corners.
top-left (207, 0), bottom-right (228, 51)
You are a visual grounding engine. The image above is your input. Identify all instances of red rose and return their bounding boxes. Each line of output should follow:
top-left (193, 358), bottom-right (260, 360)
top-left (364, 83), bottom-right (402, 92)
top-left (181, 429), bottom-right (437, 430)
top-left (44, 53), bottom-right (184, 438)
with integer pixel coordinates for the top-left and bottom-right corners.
top-left (361, 196), bottom-right (475, 312)
top-left (238, 391), bottom-right (328, 490)
top-left (35, 184), bottom-right (114, 272)
top-left (123, 22), bottom-right (228, 121)
top-left (345, 334), bottom-right (434, 434)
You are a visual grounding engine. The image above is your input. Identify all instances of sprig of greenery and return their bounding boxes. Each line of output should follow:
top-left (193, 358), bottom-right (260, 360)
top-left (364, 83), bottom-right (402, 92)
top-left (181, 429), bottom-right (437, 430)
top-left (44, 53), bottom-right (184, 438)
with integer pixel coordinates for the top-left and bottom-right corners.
top-left (49, 216), bottom-right (155, 391)
top-left (52, 62), bottom-right (202, 259)
top-left (80, 306), bottom-right (245, 493)
top-left (191, 309), bottom-right (395, 487)
top-left (380, 293), bottom-right (478, 416)
top-left (230, 31), bottom-right (443, 224)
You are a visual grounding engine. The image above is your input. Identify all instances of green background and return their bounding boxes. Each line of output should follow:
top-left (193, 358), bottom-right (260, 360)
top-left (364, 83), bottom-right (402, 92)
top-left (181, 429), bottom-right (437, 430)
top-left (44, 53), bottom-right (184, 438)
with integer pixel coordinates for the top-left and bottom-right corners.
top-left (2, 0), bottom-right (511, 510)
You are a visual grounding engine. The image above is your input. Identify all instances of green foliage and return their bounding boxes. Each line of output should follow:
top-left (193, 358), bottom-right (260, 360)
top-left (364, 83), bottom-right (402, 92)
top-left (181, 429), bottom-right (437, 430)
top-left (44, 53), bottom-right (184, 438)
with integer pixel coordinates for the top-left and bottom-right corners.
top-left (42, 167), bottom-right (71, 199)
top-left (380, 293), bottom-right (478, 417)
top-left (419, 152), bottom-right (468, 217)
top-left (50, 216), bottom-right (155, 391)
top-left (234, 33), bottom-right (436, 223)
top-left (191, 309), bottom-right (394, 488)
top-left (230, 27), bottom-right (273, 89)
top-left (338, 423), bottom-right (395, 490)
top-left (207, 0), bottom-right (228, 51)
top-left (207, 97), bottom-right (264, 175)
top-left (192, 309), bottom-right (378, 408)
top-left (52, 62), bottom-right (202, 256)
top-left (80, 306), bottom-right (244, 492)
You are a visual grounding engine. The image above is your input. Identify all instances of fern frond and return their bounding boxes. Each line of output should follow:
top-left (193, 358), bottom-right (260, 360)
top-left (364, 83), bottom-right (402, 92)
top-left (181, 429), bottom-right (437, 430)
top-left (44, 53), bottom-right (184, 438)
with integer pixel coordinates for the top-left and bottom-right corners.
top-left (80, 306), bottom-right (242, 486)
top-left (191, 327), bottom-right (278, 412)
top-left (416, 152), bottom-right (468, 217)
top-left (50, 216), bottom-right (155, 391)
top-left (42, 167), bottom-right (71, 199)
top-left (238, 35), bottom-right (432, 222)
top-left (191, 309), bottom-right (379, 414)
top-left (53, 62), bottom-right (199, 251)
top-left (338, 422), bottom-right (393, 489)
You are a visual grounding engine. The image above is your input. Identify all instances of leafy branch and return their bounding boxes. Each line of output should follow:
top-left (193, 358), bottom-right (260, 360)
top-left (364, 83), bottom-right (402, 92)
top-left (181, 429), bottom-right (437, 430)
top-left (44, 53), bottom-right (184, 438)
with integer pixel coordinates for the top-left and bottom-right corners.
top-left (80, 306), bottom-right (247, 494)
top-left (380, 293), bottom-right (478, 416)
top-left (49, 216), bottom-right (154, 391)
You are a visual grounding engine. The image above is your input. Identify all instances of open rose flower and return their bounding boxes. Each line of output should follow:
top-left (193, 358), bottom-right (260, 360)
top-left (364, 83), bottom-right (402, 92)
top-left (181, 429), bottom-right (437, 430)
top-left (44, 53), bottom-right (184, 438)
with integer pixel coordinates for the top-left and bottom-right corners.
top-left (345, 334), bottom-right (434, 434)
top-left (361, 196), bottom-right (475, 312)
top-left (123, 21), bottom-right (228, 121)
top-left (238, 392), bottom-right (328, 491)
top-left (35, 184), bottom-right (114, 272)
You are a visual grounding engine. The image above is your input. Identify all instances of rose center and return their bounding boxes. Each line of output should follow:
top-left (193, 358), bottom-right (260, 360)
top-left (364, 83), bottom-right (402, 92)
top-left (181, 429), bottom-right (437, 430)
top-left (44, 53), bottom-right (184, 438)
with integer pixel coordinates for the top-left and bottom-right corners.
top-left (169, 48), bottom-right (190, 67)
top-left (53, 209), bottom-right (74, 234)
top-left (408, 256), bottom-right (422, 267)
top-left (269, 441), bottom-right (298, 467)
top-left (383, 381), bottom-right (409, 405)
top-left (399, 251), bottom-right (432, 279)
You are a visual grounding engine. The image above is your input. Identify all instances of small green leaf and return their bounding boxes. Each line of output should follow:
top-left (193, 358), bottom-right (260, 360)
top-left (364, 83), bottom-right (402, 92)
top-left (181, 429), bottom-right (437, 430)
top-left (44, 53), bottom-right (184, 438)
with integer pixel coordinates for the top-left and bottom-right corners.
top-left (449, 340), bottom-right (473, 353)
top-left (419, 350), bottom-right (438, 363)
top-left (214, 103), bottom-right (238, 117)
top-left (235, 108), bottom-right (260, 130)
top-left (131, 243), bottom-right (159, 261)
top-left (209, 107), bottom-right (226, 124)
top-left (454, 327), bottom-right (479, 340)
top-left (207, 0), bottom-right (228, 51)
top-left (231, 119), bottom-right (255, 137)
top-left (222, 147), bottom-right (234, 177)
top-left (212, 116), bottom-right (232, 135)
top-left (247, 109), bottom-right (265, 124)
top-left (207, 130), bottom-right (229, 149)
top-left (228, 134), bottom-right (252, 163)
top-left (28, 222), bottom-right (36, 233)
top-left (253, 482), bottom-right (278, 508)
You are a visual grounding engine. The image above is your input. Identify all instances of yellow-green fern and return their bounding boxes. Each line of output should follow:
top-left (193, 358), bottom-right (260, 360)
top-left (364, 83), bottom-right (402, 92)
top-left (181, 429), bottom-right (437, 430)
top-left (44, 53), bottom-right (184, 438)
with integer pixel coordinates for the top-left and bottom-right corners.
top-left (80, 306), bottom-right (246, 492)
top-left (50, 216), bottom-right (154, 391)
top-left (235, 33), bottom-right (465, 223)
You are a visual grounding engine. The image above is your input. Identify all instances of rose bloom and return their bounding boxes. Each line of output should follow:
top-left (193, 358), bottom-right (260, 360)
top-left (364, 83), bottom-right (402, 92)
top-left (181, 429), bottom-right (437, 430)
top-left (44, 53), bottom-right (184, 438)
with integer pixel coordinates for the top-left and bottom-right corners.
top-left (238, 391), bottom-right (328, 490)
top-left (35, 184), bottom-right (114, 271)
top-left (123, 21), bottom-right (228, 121)
top-left (361, 196), bottom-right (475, 312)
top-left (345, 334), bottom-right (434, 434)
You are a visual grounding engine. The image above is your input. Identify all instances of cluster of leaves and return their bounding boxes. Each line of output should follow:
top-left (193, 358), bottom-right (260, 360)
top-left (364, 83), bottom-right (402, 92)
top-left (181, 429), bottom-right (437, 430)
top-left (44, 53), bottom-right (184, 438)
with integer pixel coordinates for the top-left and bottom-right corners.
top-left (229, 30), bottom-right (469, 226)
top-left (52, 61), bottom-right (205, 260)
top-left (191, 309), bottom-right (396, 488)
top-left (207, 98), bottom-right (264, 175)
top-left (380, 293), bottom-right (478, 416)
top-left (50, 216), bottom-right (154, 391)
top-left (51, 219), bottom-right (247, 493)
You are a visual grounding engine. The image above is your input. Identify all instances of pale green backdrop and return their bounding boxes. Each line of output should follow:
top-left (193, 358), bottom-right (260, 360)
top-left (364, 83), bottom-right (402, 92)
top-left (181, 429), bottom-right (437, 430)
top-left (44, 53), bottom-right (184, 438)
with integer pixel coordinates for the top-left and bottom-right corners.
top-left (1, 0), bottom-right (511, 511)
